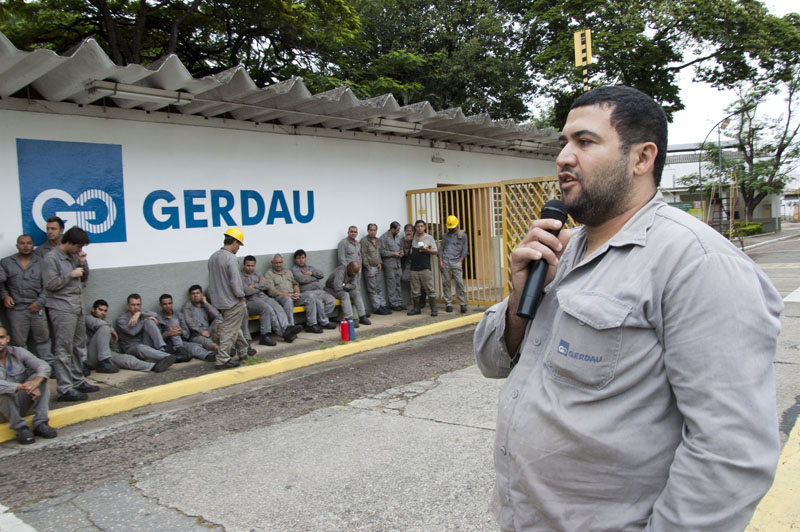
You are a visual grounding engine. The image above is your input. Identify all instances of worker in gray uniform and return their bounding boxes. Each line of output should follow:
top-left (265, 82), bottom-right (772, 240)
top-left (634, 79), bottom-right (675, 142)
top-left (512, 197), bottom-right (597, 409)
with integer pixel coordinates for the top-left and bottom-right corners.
top-left (406, 220), bottom-right (438, 317)
top-left (181, 285), bottom-right (221, 352)
top-left (241, 256), bottom-right (300, 345)
top-left (86, 299), bottom-right (174, 373)
top-left (438, 215), bottom-right (469, 313)
top-left (379, 222), bottom-right (405, 311)
top-left (360, 223), bottom-right (390, 315)
top-left (1, 234), bottom-right (54, 365)
top-left (207, 228), bottom-right (250, 369)
top-left (0, 327), bottom-right (58, 445)
top-left (156, 294), bottom-right (209, 361)
top-left (264, 254), bottom-right (321, 333)
top-left (291, 249), bottom-right (338, 329)
top-left (42, 226), bottom-right (98, 402)
top-left (33, 216), bottom-right (65, 260)
top-left (325, 261), bottom-right (371, 327)
top-left (115, 294), bottom-right (175, 363)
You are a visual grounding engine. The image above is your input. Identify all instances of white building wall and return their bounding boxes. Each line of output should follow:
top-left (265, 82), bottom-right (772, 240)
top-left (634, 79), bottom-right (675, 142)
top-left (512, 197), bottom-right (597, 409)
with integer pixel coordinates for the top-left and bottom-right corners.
top-left (0, 108), bottom-right (555, 268)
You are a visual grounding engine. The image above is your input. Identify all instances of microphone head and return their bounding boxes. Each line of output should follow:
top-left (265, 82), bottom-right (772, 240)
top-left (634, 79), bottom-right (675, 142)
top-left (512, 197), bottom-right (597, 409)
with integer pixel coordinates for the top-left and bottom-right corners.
top-left (541, 199), bottom-right (568, 224)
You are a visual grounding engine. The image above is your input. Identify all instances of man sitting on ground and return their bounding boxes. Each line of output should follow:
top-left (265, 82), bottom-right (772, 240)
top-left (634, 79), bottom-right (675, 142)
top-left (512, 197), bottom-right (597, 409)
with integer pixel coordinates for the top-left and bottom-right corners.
top-left (291, 249), bottom-right (338, 329)
top-left (325, 261), bottom-right (371, 327)
top-left (264, 254), bottom-right (322, 333)
top-left (156, 294), bottom-right (211, 362)
top-left (115, 294), bottom-right (177, 363)
top-left (241, 256), bottom-right (301, 345)
top-left (87, 300), bottom-right (175, 373)
top-left (181, 285), bottom-right (221, 352)
top-left (0, 327), bottom-right (57, 445)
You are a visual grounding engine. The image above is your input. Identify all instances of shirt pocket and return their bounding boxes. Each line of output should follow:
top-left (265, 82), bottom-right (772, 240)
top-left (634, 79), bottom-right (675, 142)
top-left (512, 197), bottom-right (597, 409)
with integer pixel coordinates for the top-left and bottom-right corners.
top-left (544, 290), bottom-right (632, 390)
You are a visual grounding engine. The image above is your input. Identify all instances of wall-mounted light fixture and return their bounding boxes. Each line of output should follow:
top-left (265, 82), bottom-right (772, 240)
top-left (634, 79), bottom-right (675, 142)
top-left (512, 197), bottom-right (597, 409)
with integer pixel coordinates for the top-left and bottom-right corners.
top-left (87, 81), bottom-right (195, 106)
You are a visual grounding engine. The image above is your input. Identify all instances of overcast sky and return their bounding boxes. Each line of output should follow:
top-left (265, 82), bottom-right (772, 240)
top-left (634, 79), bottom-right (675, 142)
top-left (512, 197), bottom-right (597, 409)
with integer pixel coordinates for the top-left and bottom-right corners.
top-left (667, 0), bottom-right (797, 147)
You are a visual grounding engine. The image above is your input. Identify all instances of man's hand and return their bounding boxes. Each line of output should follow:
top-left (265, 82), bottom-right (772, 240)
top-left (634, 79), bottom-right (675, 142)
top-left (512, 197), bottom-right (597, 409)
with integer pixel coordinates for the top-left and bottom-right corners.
top-left (505, 218), bottom-right (570, 356)
top-left (395, 251), bottom-right (403, 258)
top-left (145, 316), bottom-right (158, 324)
top-left (167, 325), bottom-right (182, 337)
top-left (3, 296), bottom-right (14, 308)
top-left (128, 311), bottom-right (141, 327)
top-left (289, 292), bottom-right (300, 301)
top-left (438, 259), bottom-right (444, 269)
top-left (18, 377), bottom-right (43, 398)
top-left (28, 302), bottom-right (41, 313)
top-left (377, 264), bottom-right (382, 272)
top-left (303, 270), bottom-right (313, 276)
top-left (111, 329), bottom-right (119, 343)
top-left (201, 330), bottom-right (211, 338)
top-left (77, 251), bottom-right (87, 266)
top-left (71, 267), bottom-right (85, 278)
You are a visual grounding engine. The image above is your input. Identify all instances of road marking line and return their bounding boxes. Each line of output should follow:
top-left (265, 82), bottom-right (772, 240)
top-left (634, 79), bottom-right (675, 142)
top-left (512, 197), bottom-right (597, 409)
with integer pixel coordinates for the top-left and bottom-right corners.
top-left (784, 286), bottom-right (800, 303)
top-left (0, 504), bottom-right (37, 532)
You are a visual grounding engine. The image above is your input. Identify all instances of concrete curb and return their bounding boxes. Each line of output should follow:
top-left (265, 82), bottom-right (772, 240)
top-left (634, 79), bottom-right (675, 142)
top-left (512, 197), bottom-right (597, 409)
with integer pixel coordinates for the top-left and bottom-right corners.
top-left (743, 232), bottom-right (800, 251)
top-left (0, 313), bottom-right (483, 443)
top-left (746, 420), bottom-right (800, 531)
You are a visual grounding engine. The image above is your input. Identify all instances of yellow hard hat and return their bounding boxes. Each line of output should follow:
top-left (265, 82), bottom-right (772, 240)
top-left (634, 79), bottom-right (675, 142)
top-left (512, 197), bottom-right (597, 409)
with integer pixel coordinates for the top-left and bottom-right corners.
top-left (224, 227), bottom-right (244, 245)
top-left (446, 215), bottom-right (459, 229)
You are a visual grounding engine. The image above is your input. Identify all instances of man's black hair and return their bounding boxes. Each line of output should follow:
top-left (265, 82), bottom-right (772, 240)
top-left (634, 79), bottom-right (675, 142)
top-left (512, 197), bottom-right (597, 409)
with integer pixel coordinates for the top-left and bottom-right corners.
top-left (243, 255), bottom-right (256, 263)
top-left (189, 284), bottom-right (202, 294)
top-left (92, 299), bottom-right (108, 309)
top-left (223, 235), bottom-right (237, 246)
top-left (293, 249), bottom-right (306, 259)
top-left (414, 220), bottom-right (426, 228)
top-left (570, 86), bottom-right (668, 186)
top-left (62, 226), bottom-right (90, 246)
top-left (46, 216), bottom-right (65, 229)
top-left (390, 221), bottom-right (400, 230)
top-left (159, 293), bottom-right (173, 303)
top-left (127, 293), bottom-right (141, 303)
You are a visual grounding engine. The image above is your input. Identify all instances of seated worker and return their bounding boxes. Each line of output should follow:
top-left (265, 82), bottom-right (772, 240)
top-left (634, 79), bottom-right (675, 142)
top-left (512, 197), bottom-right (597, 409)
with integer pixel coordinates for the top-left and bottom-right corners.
top-left (241, 256), bottom-right (301, 345)
top-left (264, 254), bottom-right (322, 333)
top-left (181, 285), bottom-right (221, 352)
top-left (87, 300), bottom-right (175, 373)
top-left (0, 234), bottom-right (55, 367)
top-left (290, 249), bottom-right (338, 329)
top-left (0, 327), bottom-right (57, 445)
top-left (115, 294), bottom-right (174, 363)
top-left (324, 261), bottom-right (371, 327)
top-left (156, 294), bottom-right (210, 362)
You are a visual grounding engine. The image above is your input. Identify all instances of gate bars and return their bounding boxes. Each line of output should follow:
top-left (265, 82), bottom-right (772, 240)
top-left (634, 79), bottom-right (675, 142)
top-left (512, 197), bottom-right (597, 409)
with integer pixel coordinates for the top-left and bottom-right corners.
top-left (406, 176), bottom-right (562, 307)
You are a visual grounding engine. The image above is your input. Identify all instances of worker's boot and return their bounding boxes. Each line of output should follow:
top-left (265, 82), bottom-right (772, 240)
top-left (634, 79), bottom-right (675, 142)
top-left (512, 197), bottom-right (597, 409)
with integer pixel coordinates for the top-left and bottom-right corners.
top-left (429, 298), bottom-right (438, 317)
top-left (407, 298), bottom-right (422, 315)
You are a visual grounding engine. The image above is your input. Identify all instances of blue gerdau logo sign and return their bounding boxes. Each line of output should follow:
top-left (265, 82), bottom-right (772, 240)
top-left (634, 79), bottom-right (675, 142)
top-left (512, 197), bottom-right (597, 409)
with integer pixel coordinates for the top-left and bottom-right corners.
top-left (17, 139), bottom-right (127, 244)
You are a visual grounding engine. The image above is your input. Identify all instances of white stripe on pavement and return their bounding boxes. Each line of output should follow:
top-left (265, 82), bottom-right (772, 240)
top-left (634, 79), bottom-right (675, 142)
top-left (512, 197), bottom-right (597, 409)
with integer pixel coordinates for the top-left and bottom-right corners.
top-left (785, 286), bottom-right (800, 303)
top-left (0, 504), bottom-right (37, 532)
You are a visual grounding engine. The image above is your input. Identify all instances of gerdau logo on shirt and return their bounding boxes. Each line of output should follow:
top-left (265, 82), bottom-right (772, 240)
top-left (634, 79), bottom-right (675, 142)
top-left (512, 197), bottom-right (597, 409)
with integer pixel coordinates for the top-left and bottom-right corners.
top-left (557, 339), bottom-right (603, 363)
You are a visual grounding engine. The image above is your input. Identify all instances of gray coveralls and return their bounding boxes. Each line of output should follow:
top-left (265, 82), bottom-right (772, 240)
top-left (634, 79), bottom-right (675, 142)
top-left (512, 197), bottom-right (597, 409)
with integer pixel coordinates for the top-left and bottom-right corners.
top-left (264, 269), bottom-right (318, 326)
top-left (325, 265), bottom-right (366, 319)
top-left (439, 229), bottom-right (469, 306)
top-left (181, 300), bottom-right (221, 350)
top-left (241, 271), bottom-right (290, 338)
top-left (360, 236), bottom-right (387, 311)
top-left (207, 247), bottom-right (249, 364)
top-left (42, 247), bottom-right (90, 395)
top-left (115, 312), bottom-right (170, 362)
top-left (0, 254), bottom-right (54, 362)
top-left (379, 230), bottom-right (404, 308)
top-left (155, 311), bottom-right (210, 360)
top-left (291, 264), bottom-right (336, 324)
top-left (85, 314), bottom-right (154, 371)
top-left (0, 346), bottom-right (50, 432)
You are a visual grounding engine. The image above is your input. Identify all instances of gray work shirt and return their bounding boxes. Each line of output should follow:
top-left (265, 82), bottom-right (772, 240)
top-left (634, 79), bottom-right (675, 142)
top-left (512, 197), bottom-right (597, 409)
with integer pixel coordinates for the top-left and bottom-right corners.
top-left (85, 314), bottom-right (112, 340)
top-left (291, 264), bottom-right (326, 292)
top-left (115, 311), bottom-right (158, 352)
top-left (474, 192), bottom-right (782, 532)
top-left (439, 230), bottom-right (469, 265)
top-left (337, 237), bottom-right (360, 267)
top-left (0, 346), bottom-right (50, 394)
top-left (325, 265), bottom-right (357, 292)
top-left (360, 236), bottom-right (382, 268)
top-left (181, 301), bottom-right (220, 336)
top-left (0, 254), bottom-right (47, 308)
top-left (241, 271), bottom-right (270, 300)
top-left (42, 247), bottom-right (88, 313)
top-left (207, 248), bottom-right (245, 310)
top-left (379, 230), bottom-right (403, 265)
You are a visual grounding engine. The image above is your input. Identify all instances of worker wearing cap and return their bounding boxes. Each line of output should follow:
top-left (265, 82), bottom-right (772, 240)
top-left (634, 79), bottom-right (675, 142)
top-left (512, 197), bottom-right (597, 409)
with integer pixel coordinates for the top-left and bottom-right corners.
top-left (439, 215), bottom-right (469, 313)
top-left (207, 228), bottom-right (249, 370)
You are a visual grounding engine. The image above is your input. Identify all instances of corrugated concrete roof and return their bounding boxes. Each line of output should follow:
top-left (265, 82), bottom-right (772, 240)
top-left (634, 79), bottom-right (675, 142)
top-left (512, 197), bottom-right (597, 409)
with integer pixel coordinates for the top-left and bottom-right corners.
top-left (0, 32), bottom-right (561, 157)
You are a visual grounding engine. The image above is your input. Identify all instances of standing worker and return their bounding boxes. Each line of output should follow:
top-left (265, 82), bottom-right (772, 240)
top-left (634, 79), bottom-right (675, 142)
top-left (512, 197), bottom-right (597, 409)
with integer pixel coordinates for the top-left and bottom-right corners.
top-left (207, 228), bottom-right (249, 370)
top-left (406, 220), bottom-right (438, 317)
top-left (439, 215), bottom-right (469, 313)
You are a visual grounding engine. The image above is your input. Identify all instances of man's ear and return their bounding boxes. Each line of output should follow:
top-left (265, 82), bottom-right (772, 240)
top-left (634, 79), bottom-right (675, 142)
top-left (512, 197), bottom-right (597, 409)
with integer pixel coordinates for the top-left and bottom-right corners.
top-left (631, 142), bottom-right (657, 177)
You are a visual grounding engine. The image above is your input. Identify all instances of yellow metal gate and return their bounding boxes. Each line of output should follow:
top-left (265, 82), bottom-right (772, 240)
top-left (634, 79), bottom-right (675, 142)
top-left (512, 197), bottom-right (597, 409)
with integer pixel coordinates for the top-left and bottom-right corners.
top-left (406, 176), bottom-right (562, 307)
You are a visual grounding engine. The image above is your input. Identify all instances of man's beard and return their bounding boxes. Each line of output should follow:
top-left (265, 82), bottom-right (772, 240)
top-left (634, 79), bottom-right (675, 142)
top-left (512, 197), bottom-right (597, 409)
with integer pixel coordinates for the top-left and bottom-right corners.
top-left (561, 156), bottom-right (633, 226)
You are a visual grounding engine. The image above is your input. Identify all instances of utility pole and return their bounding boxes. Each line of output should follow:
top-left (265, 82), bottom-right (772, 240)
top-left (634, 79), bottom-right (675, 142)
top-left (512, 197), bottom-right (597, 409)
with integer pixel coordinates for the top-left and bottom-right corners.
top-left (573, 29), bottom-right (592, 92)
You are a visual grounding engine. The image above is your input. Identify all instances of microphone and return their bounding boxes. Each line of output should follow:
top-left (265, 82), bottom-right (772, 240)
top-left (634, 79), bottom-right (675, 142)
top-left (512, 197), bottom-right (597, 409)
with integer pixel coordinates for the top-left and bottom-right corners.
top-left (516, 199), bottom-right (568, 320)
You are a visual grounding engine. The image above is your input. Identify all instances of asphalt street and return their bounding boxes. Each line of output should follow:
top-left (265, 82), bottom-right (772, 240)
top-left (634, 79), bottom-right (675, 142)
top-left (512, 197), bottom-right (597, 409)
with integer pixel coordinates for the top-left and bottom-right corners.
top-left (0, 225), bottom-right (798, 532)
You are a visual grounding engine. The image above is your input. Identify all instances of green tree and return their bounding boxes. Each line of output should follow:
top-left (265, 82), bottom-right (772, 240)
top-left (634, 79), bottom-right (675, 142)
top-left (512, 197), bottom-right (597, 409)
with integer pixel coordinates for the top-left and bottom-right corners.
top-left (680, 73), bottom-right (800, 221)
